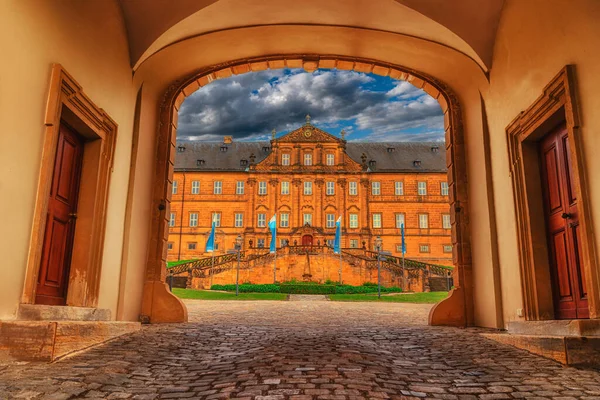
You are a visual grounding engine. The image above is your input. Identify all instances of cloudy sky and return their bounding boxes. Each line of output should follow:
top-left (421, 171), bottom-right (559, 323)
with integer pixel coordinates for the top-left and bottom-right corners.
top-left (177, 69), bottom-right (444, 142)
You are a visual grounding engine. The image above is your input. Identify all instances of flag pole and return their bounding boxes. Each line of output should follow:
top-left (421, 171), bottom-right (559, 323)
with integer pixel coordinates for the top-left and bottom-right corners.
top-left (338, 215), bottom-right (343, 284)
top-left (401, 223), bottom-right (406, 291)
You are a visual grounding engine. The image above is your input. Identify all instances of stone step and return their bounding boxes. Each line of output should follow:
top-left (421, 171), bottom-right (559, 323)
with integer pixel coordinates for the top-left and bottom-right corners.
top-left (17, 304), bottom-right (111, 321)
top-left (508, 319), bottom-right (600, 337)
top-left (0, 320), bottom-right (141, 361)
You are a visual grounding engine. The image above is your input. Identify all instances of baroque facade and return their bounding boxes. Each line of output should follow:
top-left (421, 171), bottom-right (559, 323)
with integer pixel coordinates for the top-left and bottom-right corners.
top-left (168, 118), bottom-right (452, 266)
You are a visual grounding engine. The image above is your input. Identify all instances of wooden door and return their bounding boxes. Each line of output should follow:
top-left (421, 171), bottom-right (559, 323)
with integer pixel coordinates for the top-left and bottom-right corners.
top-left (539, 123), bottom-right (588, 319)
top-left (36, 123), bottom-right (84, 305)
top-left (301, 235), bottom-right (313, 246)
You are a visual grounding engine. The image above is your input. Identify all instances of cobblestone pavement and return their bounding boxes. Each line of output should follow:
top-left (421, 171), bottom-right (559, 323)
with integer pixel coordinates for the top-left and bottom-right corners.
top-left (1, 299), bottom-right (600, 399)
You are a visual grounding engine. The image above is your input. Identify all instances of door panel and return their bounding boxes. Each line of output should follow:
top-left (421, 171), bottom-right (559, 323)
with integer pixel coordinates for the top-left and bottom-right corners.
top-left (36, 123), bottom-right (84, 305)
top-left (301, 235), bottom-right (313, 246)
top-left (539, 123), bottom-right (588, 319)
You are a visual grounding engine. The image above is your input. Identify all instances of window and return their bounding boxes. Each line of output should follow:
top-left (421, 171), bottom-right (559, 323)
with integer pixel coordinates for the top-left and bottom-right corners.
top-left (443, 244), bottom-right (453, 253)
top-left (281, 181), bottom-right (290, 195)
top-left (395, 213), bottom-right (405, 229)
top-left (326, 239), bottom-right (334, 247)
top-left (395, 181), bottom-right (404, 196)
top-left (304, 153), bottom-right (312, 166)
top-left (349, 213), bottom-right (359, 229)
top-left (349, 181), bottom-right (358, 196)
top-left (419, 244), bottom-right (430, 253)
top-left (167, 242), bottom-right (173, 250)
top-left (280, 238), bottom-right (287, 247)
top-left (304, 181), bottom-right (312, 195)
top-left (258, 181), bottom-right (267, 195)
top-left (326, 214), bottom-right (335, 228)
top-left (212, 212), bottom-right (221, 227)
top-left (441, 181), bottom-right (449, 196)
top-left (191, 181), bottom-right (200, 194)
top-left (372, 181), bottom-right (381, 195)
top-left (372, 213), bottom-right (382, 228)
top-left (418, 181), bottom-right (427, 195)
top-left (280, 213), bottom-right (289, 227)
top-left (189, 213), bottom-right (198, 227)
top-left (443, 214), bottom-right (451, 229)
top-left (326, 181), bottom-right (335, 195)
top-left (188, 243), bottom-right (197, 250)
top-left (419, 214), bottom-right (429, 229)
top-left (282, 153), bottom-right (290, 165)
top-left (169, 213), bottom-right (176, 227)
top-left (257, 213), bottom-right (266, 227)
top-left (303, 213), bottom-right (312, 226)
top-left (350, 239), bottom-right (359, 248)
top-left (326, 154), bottom-right (335, 166)
top-left (172, 180), bottom-right (178, 194)
top-left (213, 181), bottom-right (222, 194)
top-left (235, 213), bottom-right (243, 228)
top-left (396, 245), bottom-right (403, 253)
top-left (236, 181), bottom-right (245, 195)
top-left (257, 238), bottom-right (265, 248)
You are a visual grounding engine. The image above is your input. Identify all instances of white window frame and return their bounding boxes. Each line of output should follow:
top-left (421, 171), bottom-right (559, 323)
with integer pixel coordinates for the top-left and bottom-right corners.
top-left (395, 181), bottom-right (404, 196)
top-left (169, 212), bottom-right (176, 227)
top-left (236, 181), bottom-right (245, 195)
top-left (326, 154), bottom-right (335, 166)
top-left (281, 181), bottom-right (290, 195)
top-left (257, 213), bottom-right (266, 228)
top-left (213, 181), bottom-right (222, 194)
top-left (167, 242), bottom-right (173, 250)
top-left (280, 213), bottom-right (289, 228)
top-left (443, 244), bottom-right (453, 253)
top-left (349, 213), bottom-right (359, 229)
top-left (419, 244), bottom-right (430, 253)
top-left (234, 213), bottom-right (244, 228)
top-left (419, 214), bottom-right (429, 229)
top-left (172, 180), bottom-right (178, 194)
top-left (212, 212), bottom-right (221, 227)
top-left (395, 213), bottom-right (405, 229)
top-left (188, 242), bottom-right (196, 250)
top-left (326, 181), bottom-right (335, 195)
top-left (282, 153), bottom-right (291, 166)
top-left (349, 181), bottom-right (358, 196)
top-left (443, 214), bottom-right (451, 229)
top-left (304, 153), bottom-right (313, 166)
top-left (191, 180), bottom-right (200, 194)
top-left (371, 181), bottom-right (381, 195)
top-left (441, 181), bottom-right (449, 196)
top-left (303, 213), bottom-right (312, 226)
top-left (418, 181), bottom-right (427, 196)
top-left (350, 239), bottom-right (359, 248)
top-left (326, 214), bottom-right (335, 228)
top-left (326, 239), bottom-right (334, 247)
top-left (372, 213), bottom-right (382, 228)
top-left (189, 213), bottom-right (198, 227)
top-left (304, 181), bottom-right (312, 195)
top-left (257, 238), bottom-right (265, 248)
top-left (258, 181), bottom-right (267, 195)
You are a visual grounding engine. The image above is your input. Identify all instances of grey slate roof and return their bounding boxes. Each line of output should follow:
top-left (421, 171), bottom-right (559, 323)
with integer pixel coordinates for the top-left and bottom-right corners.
top-left (174, 141), bottom-right (446, 172)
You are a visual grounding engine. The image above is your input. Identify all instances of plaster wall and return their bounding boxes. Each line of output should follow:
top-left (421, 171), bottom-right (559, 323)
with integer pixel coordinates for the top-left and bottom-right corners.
top-left (487, 0), bottom-right (600, 326)
top-left (0, 0), bottom-right (135, 319)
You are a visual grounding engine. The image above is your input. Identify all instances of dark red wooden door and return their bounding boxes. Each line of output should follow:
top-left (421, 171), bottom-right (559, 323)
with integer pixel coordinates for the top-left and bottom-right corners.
top-left (36, 124), bottom-right (84, 305)
top-left (539, 123), bottom-right (588, 319)
top-left (301, 235), bottom-right (313, 246)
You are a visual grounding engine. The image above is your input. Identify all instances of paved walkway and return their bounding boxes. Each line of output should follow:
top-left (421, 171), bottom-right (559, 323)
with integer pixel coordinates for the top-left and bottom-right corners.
top-left (1, 300), bottom-right (600, 399)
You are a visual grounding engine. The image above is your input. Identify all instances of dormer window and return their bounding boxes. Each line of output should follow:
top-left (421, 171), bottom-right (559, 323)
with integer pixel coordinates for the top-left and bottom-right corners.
top-left (240, 159), bottom-right (248, 167)
top-left (413, 160), bottom-right (421, 167)
top-left (387, 147), bottom-right (395, 153)
top-left (220, 146), bottom-right (228, 152)
top-left (262, 146), bottom-right (271, 153)
top-left (368, 160), bottom-right (376, 168)
top-left (177, 146), bottom-right (185, 152)
top-left (431, 146), bottom-right (439, 153)
top-left (196, 159), bottom-right (205, 166)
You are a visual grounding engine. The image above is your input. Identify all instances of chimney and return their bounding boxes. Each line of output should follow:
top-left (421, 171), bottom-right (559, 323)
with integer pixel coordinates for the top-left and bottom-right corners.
top-left (223, 136), bottom-right (233, 144)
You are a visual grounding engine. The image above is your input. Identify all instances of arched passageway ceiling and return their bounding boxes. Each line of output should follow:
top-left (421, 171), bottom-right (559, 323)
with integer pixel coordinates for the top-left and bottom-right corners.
top-left (120, 0), bottom-right (504, 72)
top-left (133, 24), bottom-right (489, 101)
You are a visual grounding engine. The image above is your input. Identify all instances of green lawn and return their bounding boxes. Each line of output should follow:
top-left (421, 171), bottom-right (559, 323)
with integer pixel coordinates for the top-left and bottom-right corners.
top-left (172, 288), bottom-right (287, 301)
top-left (328, 291), bottom-right (449, 303)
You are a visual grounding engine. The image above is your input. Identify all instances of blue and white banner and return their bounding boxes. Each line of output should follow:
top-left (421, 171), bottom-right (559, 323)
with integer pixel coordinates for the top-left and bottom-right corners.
top-left (401, 223), bottom-right (406, 255)
top-left (333, 216), bottom-right (342, 254)
top-left (205, 216), bottom-right (216, 252)
top-left (268, 215), bottom-right (277, 253)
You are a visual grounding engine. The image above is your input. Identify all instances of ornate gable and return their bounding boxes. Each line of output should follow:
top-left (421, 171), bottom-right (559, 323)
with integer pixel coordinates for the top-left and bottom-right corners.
top-left (277, 115), bottom-right (342, 143)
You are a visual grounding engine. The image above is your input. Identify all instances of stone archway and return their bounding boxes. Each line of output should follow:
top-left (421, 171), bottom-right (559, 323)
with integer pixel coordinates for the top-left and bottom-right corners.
top-left (144, 54), bottom-right (472, 327)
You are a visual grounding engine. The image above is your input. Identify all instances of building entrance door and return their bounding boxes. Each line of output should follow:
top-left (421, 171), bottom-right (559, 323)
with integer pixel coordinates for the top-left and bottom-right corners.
top-left (36, 123), bottom-right (84, 305)
top-left (539, 123), bottom-right (588, 319)
top-left (301, 235), bottom-right (313, 246)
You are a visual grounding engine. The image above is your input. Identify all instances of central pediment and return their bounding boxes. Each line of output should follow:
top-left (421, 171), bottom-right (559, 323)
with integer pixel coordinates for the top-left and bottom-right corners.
top-left (277, 124), bottom-right (342, 144)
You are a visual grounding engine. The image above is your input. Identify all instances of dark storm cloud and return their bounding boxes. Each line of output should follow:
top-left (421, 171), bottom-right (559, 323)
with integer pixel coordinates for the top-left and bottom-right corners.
top-left (177, 69), bottom-right (443, 142)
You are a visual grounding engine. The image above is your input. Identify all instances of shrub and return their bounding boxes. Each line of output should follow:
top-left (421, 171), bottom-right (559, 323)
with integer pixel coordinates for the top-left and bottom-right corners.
top-left (279, 284), bottom-right (336, 294)
top-left (335, 284), bottom-right (402, 294)
top-left (211, 283), bottom-right (280, 293)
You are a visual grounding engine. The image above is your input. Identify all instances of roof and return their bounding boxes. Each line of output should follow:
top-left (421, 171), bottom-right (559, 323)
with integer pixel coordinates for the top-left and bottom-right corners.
top-left (174, 140), bottom-right (446, 173)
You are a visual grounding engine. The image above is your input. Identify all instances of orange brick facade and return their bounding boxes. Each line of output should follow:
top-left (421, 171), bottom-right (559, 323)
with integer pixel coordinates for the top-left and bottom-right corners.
top-left (168, 121), bottom-right (452, 268)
